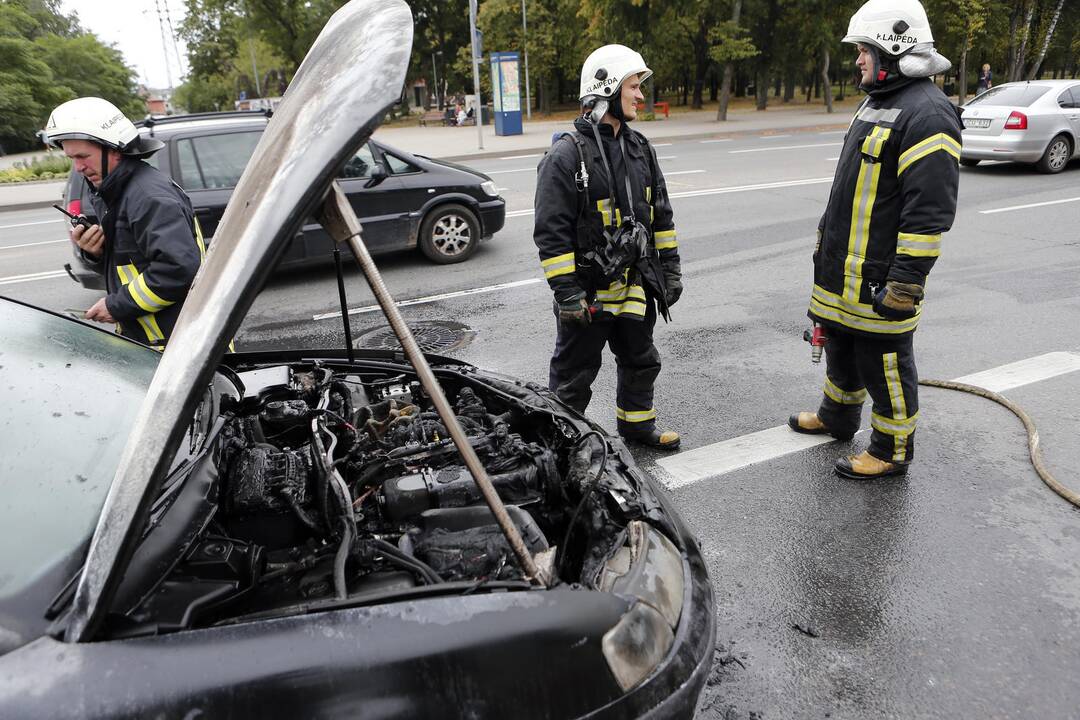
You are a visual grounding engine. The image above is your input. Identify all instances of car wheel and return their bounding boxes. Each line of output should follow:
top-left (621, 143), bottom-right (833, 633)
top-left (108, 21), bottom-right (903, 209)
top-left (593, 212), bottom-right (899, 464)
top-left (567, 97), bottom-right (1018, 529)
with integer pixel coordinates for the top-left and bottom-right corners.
top-left (1036, 134), bottom-right (1072, 174)
top-left (959, 157), bottom-right (981, 167)
top-left (419, 203), bottom-right (480, 264)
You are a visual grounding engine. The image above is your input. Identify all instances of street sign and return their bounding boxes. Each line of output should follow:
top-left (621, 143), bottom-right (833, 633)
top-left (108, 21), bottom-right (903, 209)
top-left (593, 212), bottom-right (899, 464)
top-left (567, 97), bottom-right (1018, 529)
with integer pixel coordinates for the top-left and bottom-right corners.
top-left (490, 52), bottom-right (522, 136)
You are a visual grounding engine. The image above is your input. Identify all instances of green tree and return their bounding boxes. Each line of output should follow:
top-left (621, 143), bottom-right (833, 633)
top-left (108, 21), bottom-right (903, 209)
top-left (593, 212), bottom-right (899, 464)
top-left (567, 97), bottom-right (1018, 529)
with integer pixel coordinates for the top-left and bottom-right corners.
top-left (0, 0), bottom-right (139, 153)
top-left (35, 33), bottom-right (142, 117)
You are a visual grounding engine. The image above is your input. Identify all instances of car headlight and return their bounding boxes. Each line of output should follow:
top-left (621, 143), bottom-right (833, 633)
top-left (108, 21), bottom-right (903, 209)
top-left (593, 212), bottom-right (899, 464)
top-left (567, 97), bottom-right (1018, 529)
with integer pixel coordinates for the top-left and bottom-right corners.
top-left (480, 180), bottom-right (499, 197)
top-left (598, 521), bottom-right (685, 691)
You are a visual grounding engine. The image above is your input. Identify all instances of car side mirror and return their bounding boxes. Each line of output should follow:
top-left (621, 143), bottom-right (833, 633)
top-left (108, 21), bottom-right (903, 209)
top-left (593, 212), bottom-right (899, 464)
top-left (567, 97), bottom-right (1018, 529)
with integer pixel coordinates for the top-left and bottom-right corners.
top-left (364, 164), bottom-right (388, 188)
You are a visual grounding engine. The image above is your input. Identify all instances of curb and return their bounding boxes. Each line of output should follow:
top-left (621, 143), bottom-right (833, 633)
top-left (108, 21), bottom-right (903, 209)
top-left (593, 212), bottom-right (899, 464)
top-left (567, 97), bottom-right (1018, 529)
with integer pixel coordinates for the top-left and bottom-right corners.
top-left (436, 120), bottom-right (850, 162)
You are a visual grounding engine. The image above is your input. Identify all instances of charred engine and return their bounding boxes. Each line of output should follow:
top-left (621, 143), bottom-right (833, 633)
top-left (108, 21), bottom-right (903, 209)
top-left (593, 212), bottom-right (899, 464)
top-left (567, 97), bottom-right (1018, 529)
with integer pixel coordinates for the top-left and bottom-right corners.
top-left (167, 364), bottom-right (581, 618)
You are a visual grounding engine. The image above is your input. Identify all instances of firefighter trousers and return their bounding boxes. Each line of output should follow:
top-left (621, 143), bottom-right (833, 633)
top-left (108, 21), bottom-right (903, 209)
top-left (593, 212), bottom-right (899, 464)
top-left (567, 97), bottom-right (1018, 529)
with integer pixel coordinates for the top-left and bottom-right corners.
top-left (816, 327), bottom-right (919, 463)
top-left (549, 301), bottom-right (661, 434)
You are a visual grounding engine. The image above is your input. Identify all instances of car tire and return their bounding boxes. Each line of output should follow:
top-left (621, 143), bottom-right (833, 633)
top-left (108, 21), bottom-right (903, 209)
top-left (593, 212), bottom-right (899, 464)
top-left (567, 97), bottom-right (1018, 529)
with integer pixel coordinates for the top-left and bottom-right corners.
top-left (959, 157), bottom-right (981, 167)
top-left (419, 203), bottom-right (480, 264)
top-left (1036, 134), bottom-right (1072, 174)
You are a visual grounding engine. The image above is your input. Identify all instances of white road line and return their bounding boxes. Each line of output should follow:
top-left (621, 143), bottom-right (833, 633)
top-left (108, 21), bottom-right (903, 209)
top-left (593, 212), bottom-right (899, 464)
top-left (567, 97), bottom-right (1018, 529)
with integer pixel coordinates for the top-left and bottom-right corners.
top-left (313, 277), bottom-right (543, 321)
top-left (826, 157), bottom-right (839, 161)
top-left (819, 130), bottom-right (847, 135)
top-left (0, 269), bottom-right (69, 286)
top-left (665, 170), bottom-right (706, 176)
top-left (503, 176), bottom-right (833, 219)
top-left (669, 176), bottom-right (832, 199)
top-left (652, 143), bottom-right (673, 147)
top-left (760, 134), bottom-right (791, 139)
top-left (657, 155), bottom-right (677, 160)
top-left (498, 153), bottom-right (542, 160)
top-left (484, 167), bottom-right (533, 175)
top-left (656, 350), bottom-right (1080, 489)
top-left (0, 238), bottom-right (68, 251)
top-left (729, 142), bottom-right (843, 155)
top-left (979, 196), bottom-right (1080, 215)
top-left (699, 139), bottom-right (732, 144)
top-left (0, 219), bottom-right (62, 230)
top-left (952, 352), bottom-right (1080, 392)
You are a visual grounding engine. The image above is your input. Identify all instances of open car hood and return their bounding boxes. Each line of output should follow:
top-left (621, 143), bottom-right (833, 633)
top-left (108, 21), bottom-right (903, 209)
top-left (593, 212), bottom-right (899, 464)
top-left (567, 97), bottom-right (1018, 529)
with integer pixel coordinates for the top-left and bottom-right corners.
top-left (64, 0), bottom-right (414, 641)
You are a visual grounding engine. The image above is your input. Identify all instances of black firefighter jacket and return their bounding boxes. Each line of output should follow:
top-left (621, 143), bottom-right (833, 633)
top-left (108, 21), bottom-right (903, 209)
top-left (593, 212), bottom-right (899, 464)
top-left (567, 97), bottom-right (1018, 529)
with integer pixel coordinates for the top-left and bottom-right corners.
top-left (534, 117), bottom-right (680, 320)
top-left (811, 77), bottom-right (962, 337)
top-left (86, 157), bottom-right (204, 348)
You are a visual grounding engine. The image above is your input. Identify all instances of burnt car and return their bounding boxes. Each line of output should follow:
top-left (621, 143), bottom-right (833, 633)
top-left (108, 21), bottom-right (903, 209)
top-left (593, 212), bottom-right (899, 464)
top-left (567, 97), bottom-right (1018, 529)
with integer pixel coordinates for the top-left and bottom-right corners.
top-left (63, 111), bottom-right (505, 289)
top-left (0, 1), bottom-right (714, 718)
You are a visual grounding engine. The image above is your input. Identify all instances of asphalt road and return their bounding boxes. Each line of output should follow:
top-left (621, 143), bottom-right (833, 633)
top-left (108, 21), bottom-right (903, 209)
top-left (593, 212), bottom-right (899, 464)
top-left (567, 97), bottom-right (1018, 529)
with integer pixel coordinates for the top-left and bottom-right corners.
top-left (3, 126), bottom-right (1079, 719)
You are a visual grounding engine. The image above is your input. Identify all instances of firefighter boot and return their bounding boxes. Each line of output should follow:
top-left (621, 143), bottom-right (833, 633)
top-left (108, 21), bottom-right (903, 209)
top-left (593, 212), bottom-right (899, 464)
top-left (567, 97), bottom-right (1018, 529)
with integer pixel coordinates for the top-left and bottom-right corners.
top-left (787, 412), bottom-right (855, 441)
top-left (620, 427), bottom-right (681, 452)
top-left (834, 451), bottom-right (908, 480)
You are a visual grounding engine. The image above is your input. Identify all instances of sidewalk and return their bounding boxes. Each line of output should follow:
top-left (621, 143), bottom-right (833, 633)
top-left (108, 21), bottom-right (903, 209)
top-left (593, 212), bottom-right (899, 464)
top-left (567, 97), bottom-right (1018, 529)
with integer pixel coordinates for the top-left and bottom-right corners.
top-left (375, 101), bottom-right (857, 161)
top-left (0, 102), bottom-right (857, 211)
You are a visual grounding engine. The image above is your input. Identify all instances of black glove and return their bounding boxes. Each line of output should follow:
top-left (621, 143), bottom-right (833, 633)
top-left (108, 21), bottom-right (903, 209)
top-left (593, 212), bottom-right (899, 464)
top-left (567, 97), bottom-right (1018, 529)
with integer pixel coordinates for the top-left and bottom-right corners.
top-left (873, 281), bottom-right (924, 319)
top-left (664, 275), bottom-right (683, 307)
top-left (556, 295), bottom-right (591, 326)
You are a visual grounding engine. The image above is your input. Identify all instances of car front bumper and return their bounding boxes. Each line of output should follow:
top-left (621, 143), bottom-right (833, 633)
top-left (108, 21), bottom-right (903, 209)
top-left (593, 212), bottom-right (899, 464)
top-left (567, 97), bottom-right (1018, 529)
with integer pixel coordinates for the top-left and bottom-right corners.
top-left (961, 131), bottom-right (1049, 162)
top-left (478, 198), bottom-right (506, 238)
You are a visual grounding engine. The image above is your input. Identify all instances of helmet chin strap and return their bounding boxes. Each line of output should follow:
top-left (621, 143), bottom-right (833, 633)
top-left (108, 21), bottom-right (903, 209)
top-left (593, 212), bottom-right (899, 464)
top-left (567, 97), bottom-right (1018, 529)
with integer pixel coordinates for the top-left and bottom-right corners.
top-left (100, 145), bottom-right (110, 183)
top-left (861, 45), bottom-right (903, 91)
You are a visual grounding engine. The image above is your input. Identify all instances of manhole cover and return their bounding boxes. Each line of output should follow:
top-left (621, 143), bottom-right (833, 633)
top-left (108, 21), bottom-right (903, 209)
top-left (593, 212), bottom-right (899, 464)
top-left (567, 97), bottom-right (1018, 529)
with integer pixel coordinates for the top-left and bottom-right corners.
top-left (354, 320), bottom-right (473, 354)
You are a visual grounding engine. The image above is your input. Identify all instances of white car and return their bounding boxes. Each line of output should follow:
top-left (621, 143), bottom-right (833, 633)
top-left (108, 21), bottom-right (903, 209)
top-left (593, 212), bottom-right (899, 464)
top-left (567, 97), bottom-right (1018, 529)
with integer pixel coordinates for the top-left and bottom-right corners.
top-left (960, 79), bottom-right (1080, 173)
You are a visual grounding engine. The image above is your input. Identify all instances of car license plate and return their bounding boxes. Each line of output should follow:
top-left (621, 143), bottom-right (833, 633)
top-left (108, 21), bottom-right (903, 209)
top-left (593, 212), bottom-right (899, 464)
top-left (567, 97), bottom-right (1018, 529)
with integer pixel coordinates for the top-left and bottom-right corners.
top-left (964, 117), bottom-right (992, 128)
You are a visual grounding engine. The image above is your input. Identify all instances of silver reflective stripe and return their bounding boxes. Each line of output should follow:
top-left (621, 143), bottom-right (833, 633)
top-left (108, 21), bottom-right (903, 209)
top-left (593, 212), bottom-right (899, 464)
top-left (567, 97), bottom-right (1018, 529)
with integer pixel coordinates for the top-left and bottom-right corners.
top-left (857, 106), bottom-right (903, 124)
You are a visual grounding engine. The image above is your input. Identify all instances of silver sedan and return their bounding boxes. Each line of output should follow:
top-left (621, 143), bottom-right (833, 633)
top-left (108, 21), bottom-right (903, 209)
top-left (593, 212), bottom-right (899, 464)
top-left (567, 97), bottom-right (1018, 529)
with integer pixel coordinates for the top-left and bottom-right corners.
top-left (960, 79), bottom-right (1080, 173)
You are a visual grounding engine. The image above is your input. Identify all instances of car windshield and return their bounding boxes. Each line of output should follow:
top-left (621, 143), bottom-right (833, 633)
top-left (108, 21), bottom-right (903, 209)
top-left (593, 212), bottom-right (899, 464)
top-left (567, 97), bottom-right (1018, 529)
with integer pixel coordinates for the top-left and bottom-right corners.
top-left (966, 84), bottom-right (1051, 107)
top-left (0, 300), bottom-right (160, 600)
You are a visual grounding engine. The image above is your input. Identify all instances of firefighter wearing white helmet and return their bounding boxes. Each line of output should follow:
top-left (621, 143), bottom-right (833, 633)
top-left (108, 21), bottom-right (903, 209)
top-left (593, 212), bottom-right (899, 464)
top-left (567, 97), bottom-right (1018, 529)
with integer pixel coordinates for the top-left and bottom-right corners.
top-left (787, 0), bottom-right (963, 479)
top-left (42, 97), bottom-right (202, 349)
top-left (533, 44), bottom-right (683, 450)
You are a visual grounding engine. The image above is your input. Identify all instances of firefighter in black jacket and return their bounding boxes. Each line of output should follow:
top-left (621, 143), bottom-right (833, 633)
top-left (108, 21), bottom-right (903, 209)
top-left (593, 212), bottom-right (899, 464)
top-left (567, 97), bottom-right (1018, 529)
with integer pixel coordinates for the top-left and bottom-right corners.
top-left (534, 44), bottom-right (682, 450)
top-left (44, 97), bottom-right (203, 349)
top-left (788, 0), bottom-right (962, 479)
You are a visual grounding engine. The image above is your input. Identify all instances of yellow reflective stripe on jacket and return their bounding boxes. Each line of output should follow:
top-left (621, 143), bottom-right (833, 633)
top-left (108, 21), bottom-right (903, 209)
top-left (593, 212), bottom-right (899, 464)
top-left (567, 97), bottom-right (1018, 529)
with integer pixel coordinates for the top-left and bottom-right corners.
top-left (194, 216), bottom-right (206, 259)
top-left (860, 126), bottom-right (892, 158)
top-left (596, 279), bottom-right (647, 318)
top-left (823, 376), bottom-right (867, 405)
top-left (116, 263), bottom-right (137, 286)
top-left (127, 272), bottom-right (175, 313)
top-left (136, 314), bottom-right (166, 345)
top-left (617, 407), bottom-right (656, 423)
top-left (898, 133), bottom-right (961, 175)
top-left (654, 229), bottom-right (677, 251)
top-left (541, 251), bottom-right (576, 279)
top-left (811, 284), bottom-right (921, 334)
top-left (896, 232), bottom-right (941, 258)
top-left (597, 199), bottom-right (622, 226)
top-left (843, 158), bottom-right (883, 302)
top-left (871, 410), bottom-right (919, 437)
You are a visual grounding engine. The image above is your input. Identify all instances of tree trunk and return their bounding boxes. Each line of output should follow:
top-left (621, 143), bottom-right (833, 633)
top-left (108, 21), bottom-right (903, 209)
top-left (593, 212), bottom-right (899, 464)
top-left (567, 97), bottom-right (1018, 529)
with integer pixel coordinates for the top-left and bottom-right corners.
top-left (756, 69), bottom-right (768, 110)
top-left (709, 69), bottom-right (718, 102)
top-left (958, 22), bottom-right (970, 105)
top-left (1006, 4), bottom-right (1022, 81)
top-left (692, 20), bottom-right (708, 110)
top-left (1012, 3), bottom-right (1035, 82)
top-left (784, 73), bottom-right (796, 102)
top-left (716, 0), bottom-right (744, 121)
top-left (821, 47), bottom-right (833, 113)
top-left (1026, 0), bottom-right (1065, 80)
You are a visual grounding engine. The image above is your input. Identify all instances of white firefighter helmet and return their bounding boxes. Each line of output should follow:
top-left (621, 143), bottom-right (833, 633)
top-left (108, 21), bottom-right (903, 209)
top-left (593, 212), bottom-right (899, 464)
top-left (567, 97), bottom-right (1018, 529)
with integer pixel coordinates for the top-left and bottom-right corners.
top-left (42, 97), bottom-right (163, 157)
top-left (842, 0), bottom-right (934, 56)
top-left (579, 44), bottom-right (652, 102)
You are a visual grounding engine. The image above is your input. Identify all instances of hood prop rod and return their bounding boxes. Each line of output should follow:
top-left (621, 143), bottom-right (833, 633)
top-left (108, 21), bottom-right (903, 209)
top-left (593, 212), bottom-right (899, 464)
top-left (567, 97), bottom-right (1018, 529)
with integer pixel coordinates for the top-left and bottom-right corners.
top-left (332, 245), bottom-right (356, 362)
top-left (316, 182), bottom-right (548, 587)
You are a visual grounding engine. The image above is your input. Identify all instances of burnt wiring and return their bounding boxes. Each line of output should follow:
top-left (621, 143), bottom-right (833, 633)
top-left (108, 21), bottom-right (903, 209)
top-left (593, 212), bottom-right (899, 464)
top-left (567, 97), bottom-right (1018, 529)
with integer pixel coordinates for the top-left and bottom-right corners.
top-left (556, 430), bottom-right (610, 578)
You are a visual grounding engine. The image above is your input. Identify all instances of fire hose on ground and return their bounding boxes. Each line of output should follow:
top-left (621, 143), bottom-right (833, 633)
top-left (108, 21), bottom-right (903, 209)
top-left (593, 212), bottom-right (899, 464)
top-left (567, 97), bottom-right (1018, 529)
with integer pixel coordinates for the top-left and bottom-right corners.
top-left (806, 324), bottom-right (1080, 509)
